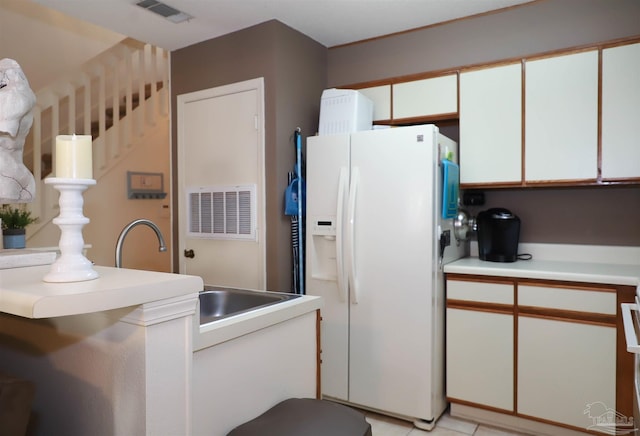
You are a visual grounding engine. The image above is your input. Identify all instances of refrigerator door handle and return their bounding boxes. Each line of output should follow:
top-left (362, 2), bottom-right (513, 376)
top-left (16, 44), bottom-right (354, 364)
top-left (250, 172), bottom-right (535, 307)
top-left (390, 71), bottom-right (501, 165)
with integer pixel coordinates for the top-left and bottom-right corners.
top-left (622, 301), bottom-right (640, 353)
top-left (346, 167), bottom-right (359, 304)
top-left (336, 167), bottom-right (348, 302)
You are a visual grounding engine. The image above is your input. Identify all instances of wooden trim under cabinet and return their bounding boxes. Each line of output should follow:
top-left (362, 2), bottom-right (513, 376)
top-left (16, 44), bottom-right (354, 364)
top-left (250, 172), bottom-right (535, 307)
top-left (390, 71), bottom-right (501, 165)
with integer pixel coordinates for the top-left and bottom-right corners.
top-left (391, 113), bottom-right (459, 125)
top-left (616, 285), bottom-right (635, 426)
top-left (597, 48), bottom-right (603, 183)
top-left (521, 58), bottom-right (526, 185)
top-left (447, 299), bottom-right (513, 314)
top-left (446, 273), bottom-right (515, 285)
top-left (517, 307), bottom-right (615, 326)
top-left (461, 177), bottom-right (640, 190)
top-left (316, 309), bottom-right (322, 399)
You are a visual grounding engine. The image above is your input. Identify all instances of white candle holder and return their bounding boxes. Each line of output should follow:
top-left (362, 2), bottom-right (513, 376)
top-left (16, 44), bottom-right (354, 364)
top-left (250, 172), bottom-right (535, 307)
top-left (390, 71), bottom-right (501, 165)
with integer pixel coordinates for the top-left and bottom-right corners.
top-left (43, 177), bottom-right (99, 283)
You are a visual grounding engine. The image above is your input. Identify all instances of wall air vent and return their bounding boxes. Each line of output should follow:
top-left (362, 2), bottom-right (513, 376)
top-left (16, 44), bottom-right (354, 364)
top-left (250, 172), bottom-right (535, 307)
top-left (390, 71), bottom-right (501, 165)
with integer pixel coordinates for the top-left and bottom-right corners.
top-left (135, 0), bottom-right (192, 23)
top-left (187, 185), bottom-right (257, 241)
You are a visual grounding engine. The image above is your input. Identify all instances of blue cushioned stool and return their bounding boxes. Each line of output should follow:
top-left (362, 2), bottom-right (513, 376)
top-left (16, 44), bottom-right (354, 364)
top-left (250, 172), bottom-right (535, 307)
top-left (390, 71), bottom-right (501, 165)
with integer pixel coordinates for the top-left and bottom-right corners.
top-left (227, 398), bottom-right (372, 436)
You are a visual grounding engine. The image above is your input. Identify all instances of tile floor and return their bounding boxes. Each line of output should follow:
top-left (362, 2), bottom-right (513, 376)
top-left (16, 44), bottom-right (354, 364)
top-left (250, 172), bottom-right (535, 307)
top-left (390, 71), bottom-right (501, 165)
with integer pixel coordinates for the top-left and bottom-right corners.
top-left (363, 408), bottom-right (527, 436)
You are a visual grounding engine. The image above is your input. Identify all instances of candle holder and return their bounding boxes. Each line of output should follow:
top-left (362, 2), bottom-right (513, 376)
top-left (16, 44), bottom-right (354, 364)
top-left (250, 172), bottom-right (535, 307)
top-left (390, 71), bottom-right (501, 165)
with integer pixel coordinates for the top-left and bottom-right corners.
top-left (43, 177), bottom-right (99, 283)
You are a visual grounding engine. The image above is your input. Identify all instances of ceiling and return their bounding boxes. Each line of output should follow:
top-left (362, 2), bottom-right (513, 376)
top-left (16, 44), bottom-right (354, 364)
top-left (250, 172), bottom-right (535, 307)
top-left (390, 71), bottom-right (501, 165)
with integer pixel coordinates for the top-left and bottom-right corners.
top-left (30, 0), bottom-right (536, 51)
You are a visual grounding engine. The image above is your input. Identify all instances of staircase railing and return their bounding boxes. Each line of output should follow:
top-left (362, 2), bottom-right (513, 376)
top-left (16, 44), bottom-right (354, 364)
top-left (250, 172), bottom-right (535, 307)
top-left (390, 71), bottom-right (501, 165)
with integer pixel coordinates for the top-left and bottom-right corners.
top-left (25, 38), bottom-right (169, 237)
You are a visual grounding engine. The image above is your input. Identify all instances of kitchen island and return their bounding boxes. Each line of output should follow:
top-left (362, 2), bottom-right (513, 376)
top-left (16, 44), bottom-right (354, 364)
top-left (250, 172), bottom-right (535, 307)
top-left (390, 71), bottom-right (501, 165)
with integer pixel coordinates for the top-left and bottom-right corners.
top-left (0, 264), bottom-right (324, 435)
top-left (0, 264), bottom-right (203, 435)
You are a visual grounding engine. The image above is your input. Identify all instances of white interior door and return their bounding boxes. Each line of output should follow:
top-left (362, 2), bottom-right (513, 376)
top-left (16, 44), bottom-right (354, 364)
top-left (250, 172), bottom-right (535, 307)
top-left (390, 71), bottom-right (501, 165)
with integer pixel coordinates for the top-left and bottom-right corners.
top-left (177, 78), bottom-right (265, 289)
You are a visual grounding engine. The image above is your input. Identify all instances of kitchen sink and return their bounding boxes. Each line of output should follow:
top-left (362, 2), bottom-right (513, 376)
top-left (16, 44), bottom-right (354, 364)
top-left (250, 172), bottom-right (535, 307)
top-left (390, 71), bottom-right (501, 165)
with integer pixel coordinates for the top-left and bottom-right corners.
top-left (198, 287), bottom-right (301, 325)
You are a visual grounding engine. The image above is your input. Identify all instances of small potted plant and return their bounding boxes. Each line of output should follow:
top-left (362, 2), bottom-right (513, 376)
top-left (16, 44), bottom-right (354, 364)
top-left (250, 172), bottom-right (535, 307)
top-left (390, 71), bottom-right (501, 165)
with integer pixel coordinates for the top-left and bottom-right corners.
top-left (0, 204), bottom-right (38, 249)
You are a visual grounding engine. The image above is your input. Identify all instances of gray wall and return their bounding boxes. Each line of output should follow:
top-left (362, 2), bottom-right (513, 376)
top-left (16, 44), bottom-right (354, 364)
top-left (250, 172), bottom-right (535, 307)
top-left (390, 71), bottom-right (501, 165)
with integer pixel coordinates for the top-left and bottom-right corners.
top-left (327, 0), bottom-right (640, 246)
top-left (171, 20), bottom-right (327, 291)
top-left (170, 0), bottom-right (640, 281)
top-left (472, 186), bottom-right (640, 246)
top-left (328, 0), bottom-right (640, 86)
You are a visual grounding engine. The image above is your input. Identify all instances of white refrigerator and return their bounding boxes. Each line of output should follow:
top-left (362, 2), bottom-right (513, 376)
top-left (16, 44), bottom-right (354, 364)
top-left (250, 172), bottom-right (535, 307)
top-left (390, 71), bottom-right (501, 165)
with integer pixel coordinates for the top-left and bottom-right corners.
top-left (306, 124), bottom-right (467, 429)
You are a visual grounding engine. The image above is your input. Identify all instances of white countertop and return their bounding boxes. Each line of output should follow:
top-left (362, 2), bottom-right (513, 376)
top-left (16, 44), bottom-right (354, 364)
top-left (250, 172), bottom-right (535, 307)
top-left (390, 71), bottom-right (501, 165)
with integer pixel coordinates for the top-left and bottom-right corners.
top-left (444, 257), bottom-right (640, 287)
top-left (0, 265), bottom-right (204, 318)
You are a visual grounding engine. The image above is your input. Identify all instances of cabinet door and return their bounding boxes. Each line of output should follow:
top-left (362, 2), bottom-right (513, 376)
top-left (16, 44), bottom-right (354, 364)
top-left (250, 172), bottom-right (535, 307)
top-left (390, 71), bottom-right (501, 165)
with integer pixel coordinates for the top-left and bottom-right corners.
top-left (459, 63), bottom-right (522, 185)
top-left (393, 74), bottom-right (457, 120)
top-left (602, 42), bottom-right (640, 180)
top-left (525, 50), bottom-right (598, 182)
top-left (446, 308), bottom-right (514, 411)
top-left (358, 85), bottom-right (391, 122)
top-left (518, 316), bottom-right (616, 429)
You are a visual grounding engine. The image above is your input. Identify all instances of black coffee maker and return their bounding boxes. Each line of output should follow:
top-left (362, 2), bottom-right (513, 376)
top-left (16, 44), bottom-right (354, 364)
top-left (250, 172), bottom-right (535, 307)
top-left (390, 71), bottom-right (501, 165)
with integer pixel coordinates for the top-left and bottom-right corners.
top-left (476, 208), bottom-right (521, 262)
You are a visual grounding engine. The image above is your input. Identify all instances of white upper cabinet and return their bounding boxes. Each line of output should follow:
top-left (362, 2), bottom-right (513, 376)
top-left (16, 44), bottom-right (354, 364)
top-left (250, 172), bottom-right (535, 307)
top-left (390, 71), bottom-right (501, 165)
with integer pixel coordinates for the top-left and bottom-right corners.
top-left (602, 42), bottom-right (640, 180)
top-left (350, 38), bottom-right (640, 187)
top-left (357, 85), bottom-right (391, 122)
top-left (459, 63), bottom-right (522, 185)
top-left (392, 74), bottom-right (458, 119)
top-left (524, 50), bottom-right (599, 182)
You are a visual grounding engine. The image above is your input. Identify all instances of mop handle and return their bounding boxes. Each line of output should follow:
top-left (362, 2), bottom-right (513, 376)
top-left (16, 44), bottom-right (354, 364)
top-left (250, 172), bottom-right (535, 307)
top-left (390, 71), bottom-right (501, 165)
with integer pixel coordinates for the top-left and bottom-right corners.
top-left (295, 128), bottom-right (304, 294)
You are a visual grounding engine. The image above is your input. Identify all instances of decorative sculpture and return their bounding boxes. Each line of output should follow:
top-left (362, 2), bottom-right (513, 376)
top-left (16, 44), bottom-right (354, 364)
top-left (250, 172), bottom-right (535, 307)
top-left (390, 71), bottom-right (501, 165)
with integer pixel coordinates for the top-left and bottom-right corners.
top-left (0, 58), bottom-right (36, 203)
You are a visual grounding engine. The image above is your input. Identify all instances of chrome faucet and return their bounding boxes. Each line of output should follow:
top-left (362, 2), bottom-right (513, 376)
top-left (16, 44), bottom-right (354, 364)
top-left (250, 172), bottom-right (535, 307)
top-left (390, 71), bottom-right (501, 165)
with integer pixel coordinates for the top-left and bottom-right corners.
top-left (115, 219), bottom-right (167, 268)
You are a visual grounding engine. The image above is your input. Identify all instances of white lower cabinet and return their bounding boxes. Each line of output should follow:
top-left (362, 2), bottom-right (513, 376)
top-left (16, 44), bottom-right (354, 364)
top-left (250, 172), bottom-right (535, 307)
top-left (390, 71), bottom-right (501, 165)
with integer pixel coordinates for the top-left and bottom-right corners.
top-left (446, 278), bottom-right (514, 410)
top-left (517, 316), bottom-right (616, 429)
top-left (446, 308), bottom-right (513, 411)
top-left (446, 275), bottom-right (624, 433)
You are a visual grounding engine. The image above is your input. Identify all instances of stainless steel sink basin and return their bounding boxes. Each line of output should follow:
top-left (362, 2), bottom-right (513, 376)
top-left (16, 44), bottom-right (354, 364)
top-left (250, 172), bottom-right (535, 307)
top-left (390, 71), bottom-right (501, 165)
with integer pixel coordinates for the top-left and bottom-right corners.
top-left (199, 287), bottom-right (301, 325)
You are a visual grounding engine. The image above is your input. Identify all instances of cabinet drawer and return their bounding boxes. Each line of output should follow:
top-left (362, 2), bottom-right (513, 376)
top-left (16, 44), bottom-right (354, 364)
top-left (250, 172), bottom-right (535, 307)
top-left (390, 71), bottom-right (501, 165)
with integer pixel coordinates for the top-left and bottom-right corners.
top-left (447, 280), bottom-right (513, 304)
top-left (518, 283), bottom-right (616, 315)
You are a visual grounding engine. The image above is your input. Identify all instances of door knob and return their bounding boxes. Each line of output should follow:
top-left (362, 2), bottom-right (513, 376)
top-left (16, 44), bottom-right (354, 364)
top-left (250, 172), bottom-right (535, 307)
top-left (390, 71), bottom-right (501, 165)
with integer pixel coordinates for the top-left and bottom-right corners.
top-left (184, 249), bottom-right (195, 259)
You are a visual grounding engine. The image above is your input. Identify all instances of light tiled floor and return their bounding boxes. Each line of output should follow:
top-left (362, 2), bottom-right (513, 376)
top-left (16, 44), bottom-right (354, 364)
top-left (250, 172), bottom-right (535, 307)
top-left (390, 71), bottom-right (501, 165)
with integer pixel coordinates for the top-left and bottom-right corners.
top-left (363, 408), bottom-right (527, 436)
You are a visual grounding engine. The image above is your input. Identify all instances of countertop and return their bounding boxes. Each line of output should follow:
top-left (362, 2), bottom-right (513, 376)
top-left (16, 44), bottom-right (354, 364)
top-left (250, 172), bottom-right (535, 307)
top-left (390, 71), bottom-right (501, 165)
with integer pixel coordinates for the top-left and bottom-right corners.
top-left (0, 265), bottom-right (204, 318)
top-left (444, 257), bottom-right (640, 288)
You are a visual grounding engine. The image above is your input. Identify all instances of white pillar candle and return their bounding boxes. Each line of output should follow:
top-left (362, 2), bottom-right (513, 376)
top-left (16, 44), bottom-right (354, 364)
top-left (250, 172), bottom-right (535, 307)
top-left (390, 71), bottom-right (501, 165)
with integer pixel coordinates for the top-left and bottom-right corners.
top-left (55, 134), bottom-right (93, 179)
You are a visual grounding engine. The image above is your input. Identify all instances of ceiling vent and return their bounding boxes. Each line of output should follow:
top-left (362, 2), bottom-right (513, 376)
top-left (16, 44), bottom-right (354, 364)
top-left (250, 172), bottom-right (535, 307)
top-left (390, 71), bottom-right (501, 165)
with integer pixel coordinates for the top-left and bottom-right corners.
top-left (135, 0), bottom-right (192, 23)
